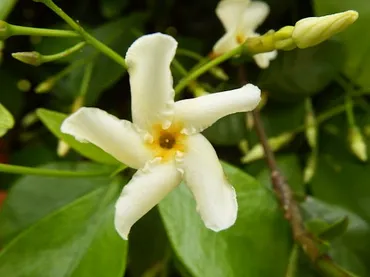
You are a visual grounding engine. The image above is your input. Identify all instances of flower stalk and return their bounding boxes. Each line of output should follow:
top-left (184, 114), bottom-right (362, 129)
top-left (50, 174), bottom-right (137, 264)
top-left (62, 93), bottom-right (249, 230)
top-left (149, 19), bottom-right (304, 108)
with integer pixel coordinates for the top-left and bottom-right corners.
top-left (12, 42), bottom-right (86, 66)
top-left (0, 20), bottom-right (79, 40)
top-left (33, 0), bottom-right (127, 68)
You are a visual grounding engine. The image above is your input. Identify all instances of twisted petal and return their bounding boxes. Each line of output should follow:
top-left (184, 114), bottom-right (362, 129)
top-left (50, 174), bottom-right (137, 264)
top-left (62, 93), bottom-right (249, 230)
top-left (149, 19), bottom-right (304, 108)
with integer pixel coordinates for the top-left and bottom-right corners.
top-left (174, 84), bottom-right (261, 134)
top-left (115, 160), bottom-right (181, 239)
top-left (61, 107), bottom-right (152, 169)
top-left (253, 50), bottom-right (277, 69)
top-left (125, 33), bottom-right (177, 131)
top-left (212, 31), bottom-right (239, 56)
top-left (177, 134), bottom-right (237, 231)
top-left (216, 0), bottom-right (250, 32)
top-left (239, 1), bottom-right (270, 34)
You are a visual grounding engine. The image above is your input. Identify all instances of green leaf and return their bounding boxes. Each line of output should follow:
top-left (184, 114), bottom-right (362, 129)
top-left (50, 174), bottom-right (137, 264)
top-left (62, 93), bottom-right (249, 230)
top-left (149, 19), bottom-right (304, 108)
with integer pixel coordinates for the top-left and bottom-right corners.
top-left (0, 103), bottom-right (14, 137)
top-left (0, 69), bottom-right (24, 117)
top-left (0, 162), bottom-right (128, 277)
top-left (0, 162), bottom-right (115, 244)
top-left (301, 197), bottom-right (370, 276)
top-left (0, 0), bottom-right (17, 19)
top-left (36, 108), bottom-right (120, 165)
top-left (313, 0), bottom-right (370, 89)
top-left (159, 162), bottom-right (291, 277)
top-left (258, 41), bottom-right (345, 101)
top-left (203, 113), bottom-right (248, 146)
top-left (99, 0), bottom-right (129, 18)
top-left (128, 208), bottom-right (171, 277)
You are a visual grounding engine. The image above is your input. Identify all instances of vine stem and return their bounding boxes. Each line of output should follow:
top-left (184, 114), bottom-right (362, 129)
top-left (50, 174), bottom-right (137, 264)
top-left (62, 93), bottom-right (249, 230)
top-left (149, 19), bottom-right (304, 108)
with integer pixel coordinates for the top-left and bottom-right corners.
top-left (35, 0), bottom-right (127, 68)
top-left (0, 163), bottom-right (112, 178)
top-left (238, 66), bottom-right (357, 277)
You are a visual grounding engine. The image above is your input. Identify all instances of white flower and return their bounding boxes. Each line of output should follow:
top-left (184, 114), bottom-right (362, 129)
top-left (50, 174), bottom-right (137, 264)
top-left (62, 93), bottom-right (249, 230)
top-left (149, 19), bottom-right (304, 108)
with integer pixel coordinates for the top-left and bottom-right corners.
top-left (61, 33), bottom-right (261, 239)
top-left (213, 0), bottom-right (277, 68)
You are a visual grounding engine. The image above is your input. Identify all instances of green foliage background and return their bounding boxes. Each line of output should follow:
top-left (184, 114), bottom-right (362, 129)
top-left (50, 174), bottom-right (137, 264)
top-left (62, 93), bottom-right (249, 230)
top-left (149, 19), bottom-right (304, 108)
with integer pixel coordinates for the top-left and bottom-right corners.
top-left (1, 0), bottom-right (370, 276)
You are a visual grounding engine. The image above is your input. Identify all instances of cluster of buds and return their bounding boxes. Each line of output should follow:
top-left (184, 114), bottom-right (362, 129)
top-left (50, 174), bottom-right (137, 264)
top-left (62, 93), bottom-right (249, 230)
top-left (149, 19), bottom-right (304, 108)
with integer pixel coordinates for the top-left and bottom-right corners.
top-left (243, 10), bottom-right (358, 55)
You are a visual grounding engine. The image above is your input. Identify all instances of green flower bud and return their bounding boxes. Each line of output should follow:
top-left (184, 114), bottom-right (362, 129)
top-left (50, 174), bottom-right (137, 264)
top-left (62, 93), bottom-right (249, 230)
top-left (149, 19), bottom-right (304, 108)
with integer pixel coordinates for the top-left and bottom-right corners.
top-left (349, 126), bottom-right (367, 162)
top-left (35, 77), bottom-right (56, 93)
top-left (292, 10), bottom-right (359, 49)
top-left (304, 152), bottom-right (317, 184)
top-left (12, 51), bottom-right (42, 66)
top-left (241, 132), bottom-right (294, 163)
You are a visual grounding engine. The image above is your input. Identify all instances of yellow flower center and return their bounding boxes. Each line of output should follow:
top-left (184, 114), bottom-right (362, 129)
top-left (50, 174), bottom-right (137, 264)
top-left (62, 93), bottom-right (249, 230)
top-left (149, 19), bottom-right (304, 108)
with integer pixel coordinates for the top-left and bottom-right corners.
top-left (147, 122), bottom-right (187, 162)
top-left (236, 33), bottom-right (246, 44)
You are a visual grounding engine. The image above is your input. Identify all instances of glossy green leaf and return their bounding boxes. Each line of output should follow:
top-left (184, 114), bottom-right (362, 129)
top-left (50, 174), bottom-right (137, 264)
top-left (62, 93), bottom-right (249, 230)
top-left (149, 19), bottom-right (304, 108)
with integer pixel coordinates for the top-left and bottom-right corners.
top-left (0, 0), bottom-right (17, 19)
top-left (99, 0), bottom-right (129, 18)
top-left (258, 41), bottom-right (345, 101)
top-left (37, 108), bottom-right (120, 165)
top-left (128, 208), bottom-right (171, 277)
top-left (203, 113), bottom-right (248, 146)
top-left (0, 103), bottom-right (14, 137)
top-left (159, 162), bottom-right (291, 277)
top-left (301, 197), bottom-right (370, 276)
top-left (0, 162), bottom-right (128, 277)
top-left (0, 162), bottom-right (115, 244)
top-left (0, 69), bottom-right (24, 117)
top-left (314, 0), bottom-right (370, 89)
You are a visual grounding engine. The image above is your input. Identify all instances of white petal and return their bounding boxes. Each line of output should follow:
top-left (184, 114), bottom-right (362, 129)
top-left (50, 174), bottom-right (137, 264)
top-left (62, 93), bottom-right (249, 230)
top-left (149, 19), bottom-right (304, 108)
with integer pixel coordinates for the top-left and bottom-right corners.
top-left (178, 134), bottom-right (237, 231)
top-left (61, 107), bottom-right (152, 169)
top-left (239, 1), bottom-right (270, 34)
top-left (253, 50), bottom-right (277, 69)
top-left (216, 0), bottom-right (251, 32)
top-left (125, 33), bottom-right (177, 131)
top-left (115, 160), bottom-right (181, 239)
top-left (174, 84), bottom-right (261, 134)
top-left (212, 31), bottom-right (239, 56)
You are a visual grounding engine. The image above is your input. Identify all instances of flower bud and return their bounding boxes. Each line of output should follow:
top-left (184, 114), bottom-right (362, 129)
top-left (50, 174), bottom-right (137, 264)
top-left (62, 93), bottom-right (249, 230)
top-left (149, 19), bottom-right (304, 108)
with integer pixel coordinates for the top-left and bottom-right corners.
top-left (274, 26), bottom-right (296, 50)
top-left (305, 99), bottom-right (317, 149)
top-left (349, 126), bottom-right (367, 162)
top-left (304, 152), bottom-right (316, 184)
top-left (35, 77), bottom-right (56, 93)
top-left (57, 140), bottom-right (70, 157)
top-left (241, 132), bottom-right (294, 163)
top-left (12, 51), bottom-right (42, 66)
top-left (292, 10), bottom-right (359, 49)
top-left (210, 67), bottom-right (229, 81)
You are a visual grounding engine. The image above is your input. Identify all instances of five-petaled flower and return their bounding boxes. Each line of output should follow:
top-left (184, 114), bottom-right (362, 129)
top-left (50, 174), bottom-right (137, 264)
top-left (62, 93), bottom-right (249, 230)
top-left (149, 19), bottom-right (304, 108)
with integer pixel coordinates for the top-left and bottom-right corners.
top-left (213, 0), bottom-right (277, 68)
top-left (61, 33), bottom-right (261, 240)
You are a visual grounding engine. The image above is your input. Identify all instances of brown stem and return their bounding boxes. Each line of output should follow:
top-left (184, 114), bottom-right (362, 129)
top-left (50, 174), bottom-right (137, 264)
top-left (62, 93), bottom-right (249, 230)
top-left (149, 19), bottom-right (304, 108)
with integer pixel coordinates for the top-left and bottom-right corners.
top-left (238, 66), bottom-right (356, 277)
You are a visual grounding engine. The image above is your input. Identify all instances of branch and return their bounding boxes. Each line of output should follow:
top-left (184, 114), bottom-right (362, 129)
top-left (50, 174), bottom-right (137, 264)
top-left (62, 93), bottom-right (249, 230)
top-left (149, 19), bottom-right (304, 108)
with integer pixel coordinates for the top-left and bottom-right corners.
top-left (238, 66), bottom-right (357, 277)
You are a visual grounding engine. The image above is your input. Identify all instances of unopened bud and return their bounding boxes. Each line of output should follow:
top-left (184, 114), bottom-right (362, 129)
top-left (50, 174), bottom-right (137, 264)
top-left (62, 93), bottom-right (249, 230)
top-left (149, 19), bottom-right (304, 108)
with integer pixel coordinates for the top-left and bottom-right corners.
top-left (349, 127), bottom-right (367, 162)
top-left (17, 79), bottom-right (32, 92)
top-left (304, 152), bottom-right (317, 184)
top-left (0, 21), bottom-right (11, 40)
top-left (305, 99), bottom-right (317, 148)
top-left (189, 82), bottom-right (208, 97)
top-left (12, 51), bottom-right (42, 66)
top-left (292, 10), bottom-right (359, 49)
top-left (210, 67), bottom-right (229, 81)
top-left (274, 26), bottom-right (296, 50)
top-left (35, 77), bottom-right (55, 93)
top-left (241, 132), bottom-right (294, 163)
top-left (57, 140), bottom-right (70, 157)
top-left (238, 139), bottom-right (249, 155)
